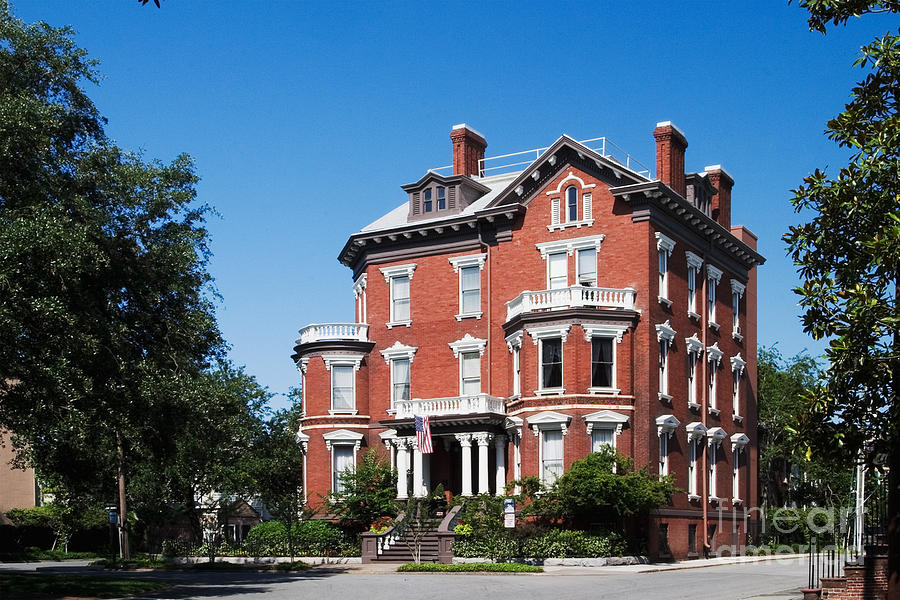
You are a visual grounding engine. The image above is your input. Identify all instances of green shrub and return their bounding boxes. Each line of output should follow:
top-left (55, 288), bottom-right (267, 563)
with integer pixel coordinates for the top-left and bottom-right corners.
top-left (244, 520), bottom-right (357, 557)
top-left (453, 528), bottom-right (625, 560)
top-left (397, 562), bottom-right (542, 573)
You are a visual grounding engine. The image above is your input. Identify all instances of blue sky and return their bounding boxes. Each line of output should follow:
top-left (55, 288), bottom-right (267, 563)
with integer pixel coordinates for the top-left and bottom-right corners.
top-left (14, 1), bottom-right (899, 409)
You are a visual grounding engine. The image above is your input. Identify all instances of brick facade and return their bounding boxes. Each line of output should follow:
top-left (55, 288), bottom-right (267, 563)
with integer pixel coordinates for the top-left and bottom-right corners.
top-left (292, 122), bottom-right (764, 559)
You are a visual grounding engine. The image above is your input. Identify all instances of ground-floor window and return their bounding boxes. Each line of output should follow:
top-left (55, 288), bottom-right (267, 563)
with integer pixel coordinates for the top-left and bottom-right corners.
top-left (332, 445), bottom-right (355, 493)
top-left (541, 429), bottom-right (564, 484)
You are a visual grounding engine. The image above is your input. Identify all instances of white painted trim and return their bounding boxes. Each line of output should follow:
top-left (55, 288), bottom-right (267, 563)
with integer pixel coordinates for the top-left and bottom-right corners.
top-left (730, 433), bottom-right (750, 451)
top-left (544, 170), bottom-right (597, 195)
top-left (380, 341), bottom-right (418, 364)
top-left (547, 218), bottom-right (595, 232)
top-left (730, 353), bottom-right (746, 373)
top-left (655, 231), bottom-right (676, 253)
top-left (730, 278), bottom-right (746, 296)
top-left (685, 251), bottom-right (703, 270)
top-left (528, 324), bottom-right (571, 344)
top-left (323, 355), bottom-right (364, 371)
top-left (448, 333), bottom-right (487, 358)
top-left (706, 342), bottom-right (723, 364)
top-left (528, 410), bottom-right (572, 436)
top-left (505, 330), bottom-right (524, 352)
top-left (685, 334), bottom-right (704, 355)
top-left (685, 421), bottom-right (708, 440)
top-left (352, 273), bottom-right (368, 298)
top-left (706, 264), bottom-right (723, 282)
top-left (380, 263), bottom-right (417, 282)
top-left (707, 427), bottom-right (727, 447)
top-left (583, 324), bottom-right (628, 343)
top-left (656, 320), bottom-right (676, 344)
top-left (449, 254), bottom-right (487, 272)
top-left (322, 429), bottom-right (365, 450)
top-left (583, 410), bottom-right (628, 436)
top-left (535, 234), bottom-right (606, 258)
top-left (656, 414), bottom-right (680, 438)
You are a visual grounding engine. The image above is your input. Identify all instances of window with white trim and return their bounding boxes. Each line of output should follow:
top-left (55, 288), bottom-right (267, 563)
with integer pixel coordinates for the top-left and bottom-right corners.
top-left (732, 446), bottom-right (742, 502)
top-left (461, 352), bottom-right (481, 395)
top-left (707, 265), bottom-right (723, 328)
top-left (656, 321), bottom-right (676, 401)
top-left (731, 354), bottom-right (746, 419)
top-left (577, 247), bottom-right (597, 287)
top-left (548, 252), bottom-right (567, 289)
top-left (686, 335), bottom-right (703, 409)
top-left (540, 338), bottom-right (563, 390)
top-left (584, 410), bottom-right (627, 455)
top-left (708, 442), bottom-right (718, 499)
top-left (380, 264), bottom-right (416, 328)
top-left (707, 343), bottom-right (722, 414)
top-left (656, 232), bottom-right (675, 306)
top-left (591, 337), bottom-right (614, 389)
top-left (566, 186), bottom-right (578, 222)
top-left (591, 428), bottom-right (614, 452)
top-left (542, 429), bottom-right (564, 484)
top-left (437, 186), bottom-right (446, 210)
top-left (688, 438), bottom-right (699, 497)
top-left (656, 415), bottom-right (679, 478)
top-left (686, 251), bottom-right (703, 318)
top-left (731, 279), bottom-right (746, 340)
top-left (507, 331), bottom-right (523, 398)
top-left (423, 188), bottom-right (432, 212)
top-left (659, 433), bottom-right (669, 476)
top-left (392, 358), bottom-right (410, 408)
top-left (332, 445), bottom-right (354, 493)
top-left (331, 365), bottom-right (355, 412)
top-left (449, 254), bottom-right (486, 320)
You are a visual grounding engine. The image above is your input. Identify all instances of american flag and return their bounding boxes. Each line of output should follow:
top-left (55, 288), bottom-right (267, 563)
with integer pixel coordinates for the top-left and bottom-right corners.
top-left (414, 415), bottom-right (433, 454)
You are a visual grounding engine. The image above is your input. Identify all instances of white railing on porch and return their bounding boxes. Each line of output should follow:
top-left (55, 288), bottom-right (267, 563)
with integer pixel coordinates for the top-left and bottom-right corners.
top-left (297, 323), bottom-right (369, 345)
top-left (506, 286), bottom-right (637, 321)
top-left (394, 394), bottom-right (506, 419)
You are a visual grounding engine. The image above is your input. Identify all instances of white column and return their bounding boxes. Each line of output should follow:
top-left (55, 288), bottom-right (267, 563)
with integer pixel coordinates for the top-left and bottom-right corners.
top-left (494, 434), bottom-right (507, 496)
top-left (474, 432), bottom-right (493, 495)
top-left (456, 434), bottom-right (473, 497)
top-left (396, 439), bottom-right (410, 499)
top-left (412, 439), bottom-right (424, 497)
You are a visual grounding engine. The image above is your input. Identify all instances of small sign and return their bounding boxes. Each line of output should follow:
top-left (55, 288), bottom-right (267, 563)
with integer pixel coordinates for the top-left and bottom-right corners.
top-left (108, 510), bottom-right (118, 524)
top-left (504, 513), bottom-right (515, 528)
top-left (503, 499), bottom-right (515, 514)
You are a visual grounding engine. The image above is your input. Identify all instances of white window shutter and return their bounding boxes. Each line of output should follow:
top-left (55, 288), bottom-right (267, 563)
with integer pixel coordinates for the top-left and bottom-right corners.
top-left (582, 193), bottom-right (592, 221)
top-left (551, 198), bottom-right (560, 225)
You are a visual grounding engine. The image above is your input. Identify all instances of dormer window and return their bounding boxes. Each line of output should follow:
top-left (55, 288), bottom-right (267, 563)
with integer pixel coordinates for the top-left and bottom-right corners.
top-left (423, 188), bottom-right (432, 212)
top-left (437, 186), bottom-right (446, 210)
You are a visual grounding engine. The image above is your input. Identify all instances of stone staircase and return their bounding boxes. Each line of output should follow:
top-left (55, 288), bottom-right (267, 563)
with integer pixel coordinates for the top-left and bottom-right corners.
top-left (374, 525), bottom-right (441, 562)
top-left (361, 505), bottom-right (460, 564)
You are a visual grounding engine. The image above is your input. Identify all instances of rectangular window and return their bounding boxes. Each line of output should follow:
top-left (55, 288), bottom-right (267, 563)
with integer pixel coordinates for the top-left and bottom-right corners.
top-left (591, 429), bottom-right (614, 452)
top-left (733, 371), bottom-right (741, 416)
top-left (541, 429), bottom-right (564, 484)
top-left (512, 345), bottom-right (521, 397)
top-left (567, 189), bottom-right (578, 221)
top-left (577, 248), bottom-right (597, 287)
top-left (591, 337), bottom-right (614, 388)
top-left (460, 265), bottom-right (481, 315)
top-left (540, 338), bottom-right (563, 389)
top-left (688, 439), bottom-right (698, 496)
top-left (659, 341), bottom-right (669, 396)
top-left (688, 353), bottom-right (698, 406)
top-left (658, 250), bottom-right (668, 299)
top-left (659, 434), bottom-right (669, 476)
top-left (423, 188), bottom-right (432, 212)
top-left (391, 275), bottom-right (410, 323)
top-left (709, 364), bottom-right (717, 410)
top-left (708, 443), bottom-right (717, 498)
top-left (732, 292), bottom-right (740, 334)
top-left (391, 358), bottom-right (410, 409)
top-left (461, 351), bottom-right (480, 396)
top-left (548, 252), bottom-right (567, 289)
top-left (708, 277), bottom-right (717, 324)
top-left (437, 186), bottom-right (446, 210)
top-left (332, 445), bottom-right (354, 493)
top-left (331, 365), bottom-right (354, 411)
top-left (688, 524), bottom-right (697, 554)
top-left (688, 266), bottom-right (697, 314)
top-left (733, 449), bottom-right (741, 500)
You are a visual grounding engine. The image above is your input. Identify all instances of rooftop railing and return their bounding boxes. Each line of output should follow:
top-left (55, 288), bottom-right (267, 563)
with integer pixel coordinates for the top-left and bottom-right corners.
top-left (506, 286), bottom-right (637, 321)
top-left (296, 323), bottom-right (369, 345)
top-left (394, 394), bottom-right (506, 419)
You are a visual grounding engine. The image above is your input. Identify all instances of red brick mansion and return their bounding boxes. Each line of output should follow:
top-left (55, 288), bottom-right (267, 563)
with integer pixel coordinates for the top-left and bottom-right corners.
top-left (292, 122), bottom-right (764, 559)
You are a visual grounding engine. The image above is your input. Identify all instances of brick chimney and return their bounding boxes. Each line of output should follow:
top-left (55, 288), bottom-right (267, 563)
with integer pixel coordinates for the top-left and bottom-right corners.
top-left (450, 124), bottom-right (487, 177)
top-left (704, 165), bottom-right (733, 228)
top-left (653, 121), bottom-right (688, 197)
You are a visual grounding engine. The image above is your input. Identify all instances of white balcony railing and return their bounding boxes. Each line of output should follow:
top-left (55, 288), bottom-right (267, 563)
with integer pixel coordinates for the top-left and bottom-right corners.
top-left (297, 323), bottom-right (369, 345)
top-left (394, 394), bottom-right (506, 419)
top-left (506, 286), bottom-right (637, 321)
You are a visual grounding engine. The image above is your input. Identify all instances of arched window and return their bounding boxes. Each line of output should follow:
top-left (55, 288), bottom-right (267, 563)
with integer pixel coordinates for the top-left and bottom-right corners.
top-left (566, 186), bottom-right (578, 221)
top-left (423, 188), bottom-right (433, 212)
top-left (437, 186), bottom-right (446, 210)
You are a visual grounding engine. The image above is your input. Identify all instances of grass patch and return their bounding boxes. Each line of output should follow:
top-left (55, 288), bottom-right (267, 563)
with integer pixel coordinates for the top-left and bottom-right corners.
top-left (0, 573), bottom-right (169, 599)
top-left (397, 562), bottom-right (542, 573)
top-left (90, 556), bottom-right (171, 569)
top-left (190, 560), bottom-right (312, 572)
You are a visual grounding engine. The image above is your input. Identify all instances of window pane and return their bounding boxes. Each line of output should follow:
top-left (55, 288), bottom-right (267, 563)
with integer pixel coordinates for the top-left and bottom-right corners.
top-left (541, 338), bottom-right (562, 388)
top-left (437, 186), bottom-right (446, 209)
top-left (392, 276), bottom-right (410, 321)
top-left (549, 252), bottom-right (567, 289)
top-left (332, 366), bottom-right (354, 410)
top-left (423, 188), bottom-right (432, 212)
top-left (577, 248), bottom-right (596, 286)
top-left (392, 359), bottom-right (410, 403)
top-left (462, 352), bottom-right (480, 395)
top-left (542, 430), bottom-right (563, 483)
top-left (333, 445), bottom-right (354, 492)
top-left (566, 187), bottom-right (578, 221)
top-left (591, 337), bottom-right (613, 387)
top-left (591, 429), bottom-right (613, 452)
top-left (461, 266), bottom-right (480, 313)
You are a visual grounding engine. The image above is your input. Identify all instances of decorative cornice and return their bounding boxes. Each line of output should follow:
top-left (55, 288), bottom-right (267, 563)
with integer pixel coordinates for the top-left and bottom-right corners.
top-left (583, 410), bottom-right (628, 436)
top-left (685, 251), bottom-right (703, 270)
top-left (656, 320), bottom-right (676, 345)
top-left (730, 278), bottom-right (746, 296)
top-left (528, 324), bottom-right (571, 345)
top-left (706, 264), bottom-right (723, 282)
top-left (535, 234), bottom-right (605, 258)
top-left (380, 341), bottom-right (418, 364)
top-left (449, 253), bottom-right (487, 272)
top-left (656, 414), bottom-right (680, 438)
top-left (323, 355), bottom-right (364, 371)
top-left (685, 334), bottom-right (704, 355)
top-left (583, 324), bottom-right (629, 343)
top-left (655, 231), bottom-right (676, 254)
top-left (380, 263), bottom-right (417, 282)
top-left (449, 333), bottom-right (487, 357)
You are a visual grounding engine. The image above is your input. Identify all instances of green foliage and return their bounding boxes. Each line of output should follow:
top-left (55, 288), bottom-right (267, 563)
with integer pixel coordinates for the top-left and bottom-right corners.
top-left (325, 449), bottom-right (397, 531)
top-left (4, 503), bottom-right (106, 550)
top-left (243, 520), bottom-right (356, 557)
top-left (796, 0), bottom-right (900, 33)
top-left (397, 562), bottom-right (543, 573)
top-left (784, 5), bottom-right (900, 468)
top-left (452, 528), bottom-right (625, 561)
top-left (552, 447), bottom-right (676, 522)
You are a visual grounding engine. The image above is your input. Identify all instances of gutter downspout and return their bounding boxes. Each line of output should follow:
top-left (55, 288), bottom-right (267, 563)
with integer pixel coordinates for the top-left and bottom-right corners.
top-left (701, 252), bottom-right (709, 555)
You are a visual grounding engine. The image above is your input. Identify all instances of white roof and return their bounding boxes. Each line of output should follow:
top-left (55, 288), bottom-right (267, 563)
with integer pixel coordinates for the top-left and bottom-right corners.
top-left (359, 171), bottom-right (520, 234)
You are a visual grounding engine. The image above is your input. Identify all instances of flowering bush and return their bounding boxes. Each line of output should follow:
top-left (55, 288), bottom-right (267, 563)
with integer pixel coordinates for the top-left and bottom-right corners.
top-left (369, 516), bottom-right (393, 534)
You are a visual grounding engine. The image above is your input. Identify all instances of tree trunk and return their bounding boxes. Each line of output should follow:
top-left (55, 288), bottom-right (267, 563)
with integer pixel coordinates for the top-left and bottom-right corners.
top-left (116, 430), bottom-right (130, 559)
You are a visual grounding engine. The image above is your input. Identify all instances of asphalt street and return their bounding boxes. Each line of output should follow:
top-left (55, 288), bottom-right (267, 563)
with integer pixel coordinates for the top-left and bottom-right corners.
top-left (0, 556), bottom-right (809, 600)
